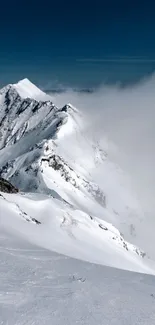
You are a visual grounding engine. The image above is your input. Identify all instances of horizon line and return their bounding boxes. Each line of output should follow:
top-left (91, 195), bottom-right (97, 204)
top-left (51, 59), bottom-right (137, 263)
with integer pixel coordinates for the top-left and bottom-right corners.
top-left (76, 58), bottom-right (155, 63)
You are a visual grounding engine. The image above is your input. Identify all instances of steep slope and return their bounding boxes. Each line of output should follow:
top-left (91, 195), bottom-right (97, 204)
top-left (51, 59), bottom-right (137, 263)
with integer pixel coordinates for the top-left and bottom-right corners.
top-left (0, 177), bottom-right (18, 193)
top-left (13, 78), bottom-right (51, 100)
top-left (0, 78), bottom-right (154, 274)
top-left (1, 192), bottom-right (152, 274)
top-left (0, 79), bottom-right (108, 208)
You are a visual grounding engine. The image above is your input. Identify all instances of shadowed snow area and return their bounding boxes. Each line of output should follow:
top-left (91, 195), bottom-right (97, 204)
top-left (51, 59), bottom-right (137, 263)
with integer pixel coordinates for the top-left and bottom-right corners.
top-left (0, 78), bottom-right (155, 324)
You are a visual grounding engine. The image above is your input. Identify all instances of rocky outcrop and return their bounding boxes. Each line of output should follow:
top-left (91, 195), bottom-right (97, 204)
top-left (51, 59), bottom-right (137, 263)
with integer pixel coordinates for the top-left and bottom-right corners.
top-left (0, 177), bottom-right (18, 193)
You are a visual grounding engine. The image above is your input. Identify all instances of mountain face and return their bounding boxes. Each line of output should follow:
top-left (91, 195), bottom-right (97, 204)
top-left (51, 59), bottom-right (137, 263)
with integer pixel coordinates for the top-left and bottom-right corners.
top-left (0, 78), bottom-right (154, 274)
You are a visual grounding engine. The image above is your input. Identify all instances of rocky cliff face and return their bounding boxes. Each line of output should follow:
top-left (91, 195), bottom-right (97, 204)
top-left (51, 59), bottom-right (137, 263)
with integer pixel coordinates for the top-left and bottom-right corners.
top-left (0, 79), bottom-right (106, 206)
top-left (0, 177), bottom-right (18, 193)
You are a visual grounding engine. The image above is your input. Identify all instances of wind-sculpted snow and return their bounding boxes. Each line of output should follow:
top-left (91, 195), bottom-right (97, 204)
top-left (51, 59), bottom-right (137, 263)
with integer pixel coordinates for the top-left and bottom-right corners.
top-left (0, 192), bottom-right (152, 273)
top-left (0, 230), bottom-right (155, 325)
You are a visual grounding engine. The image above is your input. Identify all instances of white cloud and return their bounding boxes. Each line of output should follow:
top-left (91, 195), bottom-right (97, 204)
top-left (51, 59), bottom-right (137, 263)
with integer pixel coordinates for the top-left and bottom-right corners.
top-left (51, 74), bottom-right (155, 223)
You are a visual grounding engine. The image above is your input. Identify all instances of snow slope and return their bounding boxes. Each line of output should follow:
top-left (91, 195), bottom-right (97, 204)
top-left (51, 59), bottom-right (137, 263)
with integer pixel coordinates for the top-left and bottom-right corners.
top-left (0, 228), bottom-right (155, 325)
top-left (13, 78), bottom-right (51, 100)
top-left (1, 192), bottom-right (153, 274)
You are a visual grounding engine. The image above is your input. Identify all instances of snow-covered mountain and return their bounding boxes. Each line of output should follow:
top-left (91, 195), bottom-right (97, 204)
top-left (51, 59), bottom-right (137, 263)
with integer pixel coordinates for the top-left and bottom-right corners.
top-left (1, 78), bottom-right (155, 325)
top-left (0, 78), bottom-right (154, 274)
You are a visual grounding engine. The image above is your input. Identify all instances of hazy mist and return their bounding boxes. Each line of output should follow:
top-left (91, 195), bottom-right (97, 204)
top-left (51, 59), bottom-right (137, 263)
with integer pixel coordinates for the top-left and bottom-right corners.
top-left (52, 75), bottom-right (155, 233)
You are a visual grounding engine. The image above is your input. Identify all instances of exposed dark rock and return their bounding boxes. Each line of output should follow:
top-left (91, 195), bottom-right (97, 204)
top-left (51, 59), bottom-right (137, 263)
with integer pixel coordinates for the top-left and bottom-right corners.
top-left (41, 154), bottom-right (106, 207)
top-left (31, 217), bottom-right (41, 225)
top-left (99, 224), bottom-right (108, 231)
top-left (61, 105), bottom-right (68, 112)
top-left (0, 177), bottom-right (19, 193)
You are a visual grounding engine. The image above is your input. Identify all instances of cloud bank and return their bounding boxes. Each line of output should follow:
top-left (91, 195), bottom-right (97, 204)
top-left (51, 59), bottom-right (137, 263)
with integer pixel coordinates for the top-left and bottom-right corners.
top-left (52, 75), bottom-right (155, 225)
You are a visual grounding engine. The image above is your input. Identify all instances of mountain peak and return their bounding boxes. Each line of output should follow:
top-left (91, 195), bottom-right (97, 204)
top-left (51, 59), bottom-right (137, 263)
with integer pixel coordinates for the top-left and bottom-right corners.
top-left (12, 78), bottom-right (52, 101)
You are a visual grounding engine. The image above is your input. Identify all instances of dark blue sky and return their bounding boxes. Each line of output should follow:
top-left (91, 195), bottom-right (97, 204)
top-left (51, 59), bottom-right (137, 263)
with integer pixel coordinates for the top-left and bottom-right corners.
top-left (1, 0), bottom-right (155, 88)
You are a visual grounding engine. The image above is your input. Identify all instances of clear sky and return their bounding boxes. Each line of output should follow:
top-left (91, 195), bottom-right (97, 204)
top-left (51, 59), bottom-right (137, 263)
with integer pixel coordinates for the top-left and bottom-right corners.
top-left (1, 0), bottom-right (155, 88)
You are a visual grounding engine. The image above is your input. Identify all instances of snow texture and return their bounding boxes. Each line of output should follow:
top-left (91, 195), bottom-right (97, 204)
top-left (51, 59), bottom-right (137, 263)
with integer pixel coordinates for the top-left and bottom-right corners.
top-left (0, 230), bottom-right (155, 325)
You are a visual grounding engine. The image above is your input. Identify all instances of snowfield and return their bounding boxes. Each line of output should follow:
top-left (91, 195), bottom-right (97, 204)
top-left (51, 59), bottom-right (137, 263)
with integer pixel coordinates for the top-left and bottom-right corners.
top-left (0, 78), bottom-right (155, 324)
top-left (0, 229), bottom-right (155, 325)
